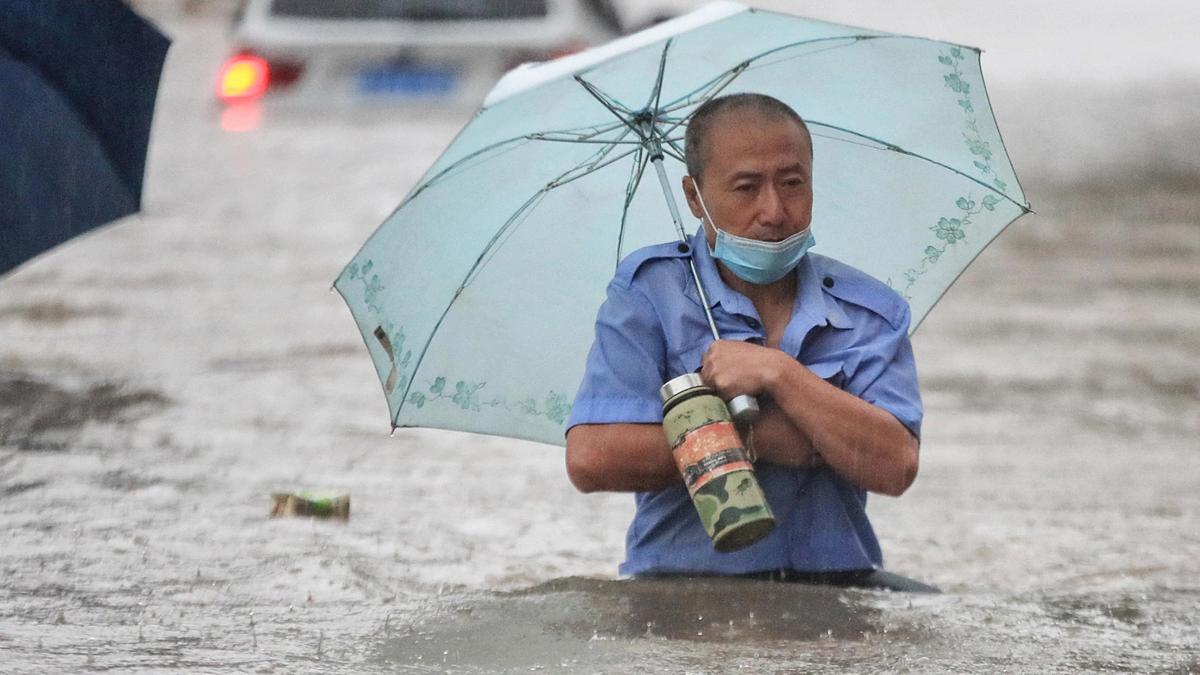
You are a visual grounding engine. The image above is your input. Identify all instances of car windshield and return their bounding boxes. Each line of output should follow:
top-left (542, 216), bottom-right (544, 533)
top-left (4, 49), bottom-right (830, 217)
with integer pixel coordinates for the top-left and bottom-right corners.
top-left (270, 0), bottom-right (549, 20)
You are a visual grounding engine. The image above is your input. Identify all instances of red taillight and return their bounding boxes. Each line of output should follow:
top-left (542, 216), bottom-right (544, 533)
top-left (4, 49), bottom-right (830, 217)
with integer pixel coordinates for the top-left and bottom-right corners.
top-left (217, 54), bottom-right (270, 102)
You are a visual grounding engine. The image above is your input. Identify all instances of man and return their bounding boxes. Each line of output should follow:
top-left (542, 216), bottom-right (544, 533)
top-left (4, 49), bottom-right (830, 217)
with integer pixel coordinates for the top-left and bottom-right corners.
top-left (564, 93), bottom-right (930, 590)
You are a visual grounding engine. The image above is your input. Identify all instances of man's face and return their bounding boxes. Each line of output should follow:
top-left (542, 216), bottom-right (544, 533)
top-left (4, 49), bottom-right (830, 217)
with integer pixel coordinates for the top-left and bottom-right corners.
top-left (683, 111), bottom-right (813, 249)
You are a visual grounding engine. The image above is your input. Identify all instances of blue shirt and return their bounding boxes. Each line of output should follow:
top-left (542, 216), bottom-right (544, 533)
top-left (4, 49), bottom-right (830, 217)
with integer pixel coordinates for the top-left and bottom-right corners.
top-left (567, 231), bottom-right (923, 577)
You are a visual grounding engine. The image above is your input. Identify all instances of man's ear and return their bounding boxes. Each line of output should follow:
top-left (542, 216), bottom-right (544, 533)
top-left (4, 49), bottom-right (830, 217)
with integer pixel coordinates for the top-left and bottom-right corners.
top-left (681, 175), bottom-right (704, 220)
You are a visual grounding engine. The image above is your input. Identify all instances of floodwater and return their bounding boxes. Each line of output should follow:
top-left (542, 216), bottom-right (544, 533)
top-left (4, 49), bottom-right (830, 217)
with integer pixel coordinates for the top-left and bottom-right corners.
top-left (2, 10), bottom-right (1199, 675)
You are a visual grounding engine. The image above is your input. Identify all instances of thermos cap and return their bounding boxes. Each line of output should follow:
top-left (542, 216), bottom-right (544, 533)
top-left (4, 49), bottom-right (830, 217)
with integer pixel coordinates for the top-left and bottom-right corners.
top-left (659, 372), bottom-right (707, 404)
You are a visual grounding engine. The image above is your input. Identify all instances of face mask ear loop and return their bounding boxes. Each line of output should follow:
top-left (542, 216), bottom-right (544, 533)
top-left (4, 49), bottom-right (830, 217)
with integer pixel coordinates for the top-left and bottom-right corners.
top-left (695, 186), bottom-right (720, 243)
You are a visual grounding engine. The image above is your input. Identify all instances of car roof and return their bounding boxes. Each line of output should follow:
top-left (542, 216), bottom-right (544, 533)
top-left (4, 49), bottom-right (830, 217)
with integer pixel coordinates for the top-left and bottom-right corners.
top-left (234, 0), bottom-right (623, 49)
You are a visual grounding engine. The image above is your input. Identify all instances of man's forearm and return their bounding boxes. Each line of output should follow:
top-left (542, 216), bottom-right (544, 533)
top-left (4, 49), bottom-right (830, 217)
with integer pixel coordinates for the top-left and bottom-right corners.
top-left (765, 353), bottom-right (918, 496)
top-left (565, 423), bottom-right (680, 493)
top-left (745, 399), bottom-right (818, 468)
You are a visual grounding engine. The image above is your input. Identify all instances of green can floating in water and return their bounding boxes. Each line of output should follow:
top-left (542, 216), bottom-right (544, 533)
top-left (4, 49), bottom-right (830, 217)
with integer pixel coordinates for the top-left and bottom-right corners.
top-left (659, 373), bottom-right (775, 552)
top-left (270, 490), bottom-right (350, 520)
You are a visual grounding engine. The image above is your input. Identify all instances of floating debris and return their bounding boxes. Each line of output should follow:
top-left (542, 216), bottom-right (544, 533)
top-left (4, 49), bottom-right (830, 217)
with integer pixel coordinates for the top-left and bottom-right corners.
top-left (270, 490), bottom-right (350, 520)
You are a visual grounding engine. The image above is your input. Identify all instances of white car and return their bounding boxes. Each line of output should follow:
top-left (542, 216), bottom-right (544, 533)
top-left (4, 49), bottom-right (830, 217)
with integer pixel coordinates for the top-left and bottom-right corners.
top-left (216, 0), bottom-right (633, 108)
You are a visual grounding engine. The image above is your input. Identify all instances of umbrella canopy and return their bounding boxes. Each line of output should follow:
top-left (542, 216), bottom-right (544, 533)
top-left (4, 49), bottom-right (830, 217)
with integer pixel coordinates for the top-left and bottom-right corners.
top-left (335, 1), bottom-right (1029, 446)
top-left (0, 0), bottom-right (169, 276)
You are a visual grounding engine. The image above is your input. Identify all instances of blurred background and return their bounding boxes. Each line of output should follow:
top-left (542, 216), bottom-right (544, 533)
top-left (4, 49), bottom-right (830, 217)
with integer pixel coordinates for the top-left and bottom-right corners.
top-left (2, 1), bottom-right (1197, 672)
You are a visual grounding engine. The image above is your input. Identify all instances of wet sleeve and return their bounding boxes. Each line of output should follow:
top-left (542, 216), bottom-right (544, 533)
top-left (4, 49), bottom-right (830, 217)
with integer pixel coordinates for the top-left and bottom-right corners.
top-left (844, 303), bottom-right (923, 439)
top-left (565, 280), bottom-right (668, 430)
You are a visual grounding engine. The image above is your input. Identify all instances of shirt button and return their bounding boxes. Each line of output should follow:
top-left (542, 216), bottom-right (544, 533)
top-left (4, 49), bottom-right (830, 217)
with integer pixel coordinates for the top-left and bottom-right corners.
top-left (823, 276), bottom-right (835, 288)
top-left (746, 318), bottom-right (761, 330)
top-left (677, 243), bottom-right (690, 254)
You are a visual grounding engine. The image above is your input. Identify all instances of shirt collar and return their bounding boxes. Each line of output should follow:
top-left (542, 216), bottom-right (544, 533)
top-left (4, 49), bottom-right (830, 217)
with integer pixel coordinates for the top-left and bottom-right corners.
top-left (795, 252), bottom-right (853, 331)
top-left (689, 228), bottom-right (756, 319)
top-left (686, 228), bottom-right (850, 331)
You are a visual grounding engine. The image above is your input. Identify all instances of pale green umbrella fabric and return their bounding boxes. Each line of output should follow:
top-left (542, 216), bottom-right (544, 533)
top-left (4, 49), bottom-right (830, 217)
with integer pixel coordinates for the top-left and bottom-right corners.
top-left (335, 1), bottom-right (1029, 446)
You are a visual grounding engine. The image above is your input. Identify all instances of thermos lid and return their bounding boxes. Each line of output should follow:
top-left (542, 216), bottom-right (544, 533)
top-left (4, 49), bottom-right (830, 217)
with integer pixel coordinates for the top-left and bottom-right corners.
top-left (659, 372), bottom-right (707, 404)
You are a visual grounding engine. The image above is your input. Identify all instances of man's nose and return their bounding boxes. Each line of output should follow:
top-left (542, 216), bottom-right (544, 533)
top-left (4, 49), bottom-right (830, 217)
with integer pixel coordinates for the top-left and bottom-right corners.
top-left (756, 185), bottom-right (787, 228)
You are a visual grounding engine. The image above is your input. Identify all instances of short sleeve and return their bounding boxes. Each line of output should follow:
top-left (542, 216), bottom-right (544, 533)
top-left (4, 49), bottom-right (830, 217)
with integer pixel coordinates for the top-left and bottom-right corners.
top-left (566, 279), bottom-right (668, 431)
top-left (843, 302), bottom-right (923, 439)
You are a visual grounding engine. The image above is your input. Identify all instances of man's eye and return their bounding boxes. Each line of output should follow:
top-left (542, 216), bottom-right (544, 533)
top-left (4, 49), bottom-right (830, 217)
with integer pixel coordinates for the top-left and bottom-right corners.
top-left (734, 184), bottom-right (755, 192)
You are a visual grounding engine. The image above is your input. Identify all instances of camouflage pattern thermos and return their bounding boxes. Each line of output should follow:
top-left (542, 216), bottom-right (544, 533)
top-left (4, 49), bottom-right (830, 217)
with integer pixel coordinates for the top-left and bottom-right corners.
top-left (659, 373), bottom-right (775, 552)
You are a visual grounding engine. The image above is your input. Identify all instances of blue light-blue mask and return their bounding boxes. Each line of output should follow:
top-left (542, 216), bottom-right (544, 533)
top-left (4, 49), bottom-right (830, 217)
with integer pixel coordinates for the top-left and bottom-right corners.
top-left (697, 191), bottom-right (815, 285)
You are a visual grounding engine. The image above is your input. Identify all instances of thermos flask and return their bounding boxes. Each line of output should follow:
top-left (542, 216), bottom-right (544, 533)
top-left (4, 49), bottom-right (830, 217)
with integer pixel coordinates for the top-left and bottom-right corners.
top-left (659, 373), bottom-right (775, 552)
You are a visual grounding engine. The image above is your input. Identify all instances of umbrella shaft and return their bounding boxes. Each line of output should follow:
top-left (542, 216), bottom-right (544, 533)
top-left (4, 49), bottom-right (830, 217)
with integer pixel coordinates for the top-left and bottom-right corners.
top-left (651, 152), bottom-right (689, 242)
top-left (688, 259), bottom-right (721, 343)
top-left (650, 155), bottom-right (721, 342)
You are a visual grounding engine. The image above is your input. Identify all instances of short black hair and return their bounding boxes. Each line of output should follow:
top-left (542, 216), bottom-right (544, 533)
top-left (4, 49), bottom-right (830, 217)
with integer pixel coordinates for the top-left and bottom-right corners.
top-left (684, 93), bottom-right (811, 184)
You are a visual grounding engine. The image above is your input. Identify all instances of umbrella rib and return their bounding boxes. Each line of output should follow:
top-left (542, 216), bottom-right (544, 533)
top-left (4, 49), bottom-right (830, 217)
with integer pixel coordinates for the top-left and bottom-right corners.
top-left (545, 145), bottom-right (640, 190)
top-left (645, 39), bottom-right (673, 112)
top-left (658, 63), bottom-right (747, 117)
top-left (404, 121), bottom-right (633, 204)
top-left (661, 140), bottom-right (686, 164)
top-left (530, 137), bottom-right (643, 146)
top-left (576, 76), bottom-right (636, 116)
top-left (533, 125), bottom-right (636, 147)
top-left (534, 119), bottom-right (631, 142)
top-left (807, 120), bottom-right (1027, 208)
top-left (396, 143), bottom-right (640, 417)
top-left (410, 137), bottom-right (532, 201)
top-left (615, 146), bottom-right (651, 269)
top-left (740, 37), bottom-right (881, 77)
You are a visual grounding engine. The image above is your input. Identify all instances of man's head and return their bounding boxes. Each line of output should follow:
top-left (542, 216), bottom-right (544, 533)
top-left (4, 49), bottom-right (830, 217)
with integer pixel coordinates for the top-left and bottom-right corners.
top-left (682, 94), bottom-right (813, 249)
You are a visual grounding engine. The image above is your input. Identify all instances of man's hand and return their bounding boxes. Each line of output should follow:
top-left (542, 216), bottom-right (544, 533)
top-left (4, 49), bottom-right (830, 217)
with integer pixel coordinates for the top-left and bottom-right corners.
top-left (699, 339), bottom-right (788, 400)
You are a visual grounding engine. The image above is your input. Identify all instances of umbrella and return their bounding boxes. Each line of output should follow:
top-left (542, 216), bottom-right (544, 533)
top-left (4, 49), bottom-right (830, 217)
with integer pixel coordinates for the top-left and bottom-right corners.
top-left (0, 0), bottom-right (169, 276)
top-left (335, 1), bottom-right (1029, 446)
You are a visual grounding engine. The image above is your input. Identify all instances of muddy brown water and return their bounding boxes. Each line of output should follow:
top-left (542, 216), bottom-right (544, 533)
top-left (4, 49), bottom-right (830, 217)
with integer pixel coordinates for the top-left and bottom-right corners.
top-left (2, 15), bottom-right (1199, 674)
